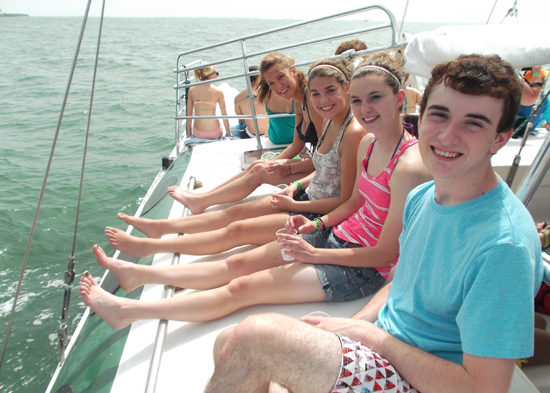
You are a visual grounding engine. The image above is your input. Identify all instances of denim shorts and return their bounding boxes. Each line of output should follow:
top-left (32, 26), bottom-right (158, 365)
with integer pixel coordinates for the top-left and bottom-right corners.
top-left (289, 190), bottom-right (322, 221)
top-left (303, 229), bottom-right (386, 302)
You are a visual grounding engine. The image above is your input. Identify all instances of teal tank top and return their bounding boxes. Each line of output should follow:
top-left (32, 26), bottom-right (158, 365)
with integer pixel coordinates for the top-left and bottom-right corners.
top-left (266, 101), bottom-right (295, 145)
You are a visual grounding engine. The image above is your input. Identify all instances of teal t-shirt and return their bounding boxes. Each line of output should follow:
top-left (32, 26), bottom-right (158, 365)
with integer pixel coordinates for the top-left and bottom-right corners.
top-left (266, 101), bottom-right (295, 145)
top-left (376, 179), bottom-right (543, 364)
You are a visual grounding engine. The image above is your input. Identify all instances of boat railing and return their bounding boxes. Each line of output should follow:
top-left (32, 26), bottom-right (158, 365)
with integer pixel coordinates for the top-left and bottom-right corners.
top-left (172, 4), bottom-right (403, 155)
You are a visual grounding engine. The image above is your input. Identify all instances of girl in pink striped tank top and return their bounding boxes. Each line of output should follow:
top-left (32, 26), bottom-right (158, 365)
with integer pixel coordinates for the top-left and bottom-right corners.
top-left (278, 53), bottom-right (433, 302)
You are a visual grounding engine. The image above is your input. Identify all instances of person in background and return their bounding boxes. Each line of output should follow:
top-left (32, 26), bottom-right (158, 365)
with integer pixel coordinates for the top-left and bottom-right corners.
top-left (512, 65), bottom-right (548, 139)
top-left (186, 65), bottom-right (230, 139)
top-left (402, 74), bottom-right (423, 114)
top-left (231, 65), bottom-right (269, 138)
top-left (201, 54), bottom-right (543, 393)
top-left (334, 39), bottom-right (367, 56)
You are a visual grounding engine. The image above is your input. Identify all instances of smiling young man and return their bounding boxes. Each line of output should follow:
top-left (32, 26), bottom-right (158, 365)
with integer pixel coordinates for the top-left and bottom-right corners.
top-left (203, 54), bottom-right (544, 393)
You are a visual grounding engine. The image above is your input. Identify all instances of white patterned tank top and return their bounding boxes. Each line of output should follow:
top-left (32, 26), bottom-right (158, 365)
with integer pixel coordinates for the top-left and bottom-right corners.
top-left (306, 112), bottom-right (354, 200)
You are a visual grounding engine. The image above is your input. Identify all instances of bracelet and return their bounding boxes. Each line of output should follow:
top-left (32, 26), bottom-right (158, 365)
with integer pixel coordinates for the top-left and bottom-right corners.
top-left (316, 217), bottom-right (326, 231)
top-left (293, 180), bottom-right (303, 193)
top-left (311, 218), bottom-right (319, 235)
top-left (532, 72), bottom-right (541, 76)
top-left (530, 82), bottom-right (543, 87)
top-left (288, 164), bottom-right (292, 175)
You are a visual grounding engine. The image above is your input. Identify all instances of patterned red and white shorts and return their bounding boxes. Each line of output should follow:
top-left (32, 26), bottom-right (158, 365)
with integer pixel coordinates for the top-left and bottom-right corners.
top-left (331, 334), bottom-right (419, 393)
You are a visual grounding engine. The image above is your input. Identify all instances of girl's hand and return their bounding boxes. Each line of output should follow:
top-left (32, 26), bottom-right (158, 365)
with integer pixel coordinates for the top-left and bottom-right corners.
top-left (265, 160), bottom-right (288, 178)
top-left (276, 231), bottom-right (321, 263)
top-left (286, 183), bottom-right (299, 198)
top-left (300, 316), bottom-right (378, 344)
top-left (286, 215), bottom-right (318, 235)
top-left (286, 215), bottom-right (311, 232)
top-left (271, 193), bottom-right (295, 212)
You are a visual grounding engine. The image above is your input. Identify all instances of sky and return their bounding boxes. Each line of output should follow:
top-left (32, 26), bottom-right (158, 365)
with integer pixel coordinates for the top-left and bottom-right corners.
top-left (1, 0), bottom-right (549, 24)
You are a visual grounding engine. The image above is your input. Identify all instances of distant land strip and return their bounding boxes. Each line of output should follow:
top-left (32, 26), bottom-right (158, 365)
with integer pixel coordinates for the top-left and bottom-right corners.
top-left (0, 13), bottom-right (30, 17)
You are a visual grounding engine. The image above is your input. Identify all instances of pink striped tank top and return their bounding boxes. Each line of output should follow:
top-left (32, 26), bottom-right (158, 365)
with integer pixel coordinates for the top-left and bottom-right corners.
top-left (332, 135), bottom-right (418, 279)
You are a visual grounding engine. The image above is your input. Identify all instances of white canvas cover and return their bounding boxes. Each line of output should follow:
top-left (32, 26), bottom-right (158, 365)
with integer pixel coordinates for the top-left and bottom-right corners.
top-left (403, 24), bottom-right (550, 78)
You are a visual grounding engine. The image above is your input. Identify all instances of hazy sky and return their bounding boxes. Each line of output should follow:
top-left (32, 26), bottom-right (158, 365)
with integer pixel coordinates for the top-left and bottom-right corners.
top-left (1, 0), bottom-right (549, 24)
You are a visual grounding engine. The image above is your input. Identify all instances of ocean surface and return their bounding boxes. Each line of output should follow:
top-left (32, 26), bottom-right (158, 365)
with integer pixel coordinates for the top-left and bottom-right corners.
top-left (0, 15), bottom-right (449, 392)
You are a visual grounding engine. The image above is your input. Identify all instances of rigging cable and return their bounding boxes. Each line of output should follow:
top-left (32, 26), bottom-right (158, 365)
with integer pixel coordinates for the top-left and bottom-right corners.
top-left (506, 87), bottom-right (550, 187)
top-left (0, 0), bottom-right (100, 371)
top-left (59, 0), bottom-right (106, 363)
top-left (486, 0), bottom-right (499, 24)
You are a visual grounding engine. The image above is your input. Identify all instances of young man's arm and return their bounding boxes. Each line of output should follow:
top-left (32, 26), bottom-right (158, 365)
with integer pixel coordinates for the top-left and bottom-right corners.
top-left (305, 317), bottom-right (515, 393)
top-left (352, 280), bottom-right (392, 322)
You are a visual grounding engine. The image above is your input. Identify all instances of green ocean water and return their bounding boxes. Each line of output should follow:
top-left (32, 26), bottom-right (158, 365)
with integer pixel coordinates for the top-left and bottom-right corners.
top-left (0, 15), bottom-right (447, 392)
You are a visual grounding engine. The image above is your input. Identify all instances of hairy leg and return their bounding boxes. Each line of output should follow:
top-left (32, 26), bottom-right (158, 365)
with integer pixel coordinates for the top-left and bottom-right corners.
top-left (117, 195), bottom-right (275, 238)
top-left (95, 240), bottom-right (288, 291)
top-left (106, 212), bottom-right (289, 258)
top-left (205, 313), bottom-right (341, 393)
top-left (80, 262), bottom-right (325, 327)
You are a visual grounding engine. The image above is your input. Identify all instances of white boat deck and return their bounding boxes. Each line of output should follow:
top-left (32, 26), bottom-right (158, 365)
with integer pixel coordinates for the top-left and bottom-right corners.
top-left (108, 135), bottom-right (550, 393)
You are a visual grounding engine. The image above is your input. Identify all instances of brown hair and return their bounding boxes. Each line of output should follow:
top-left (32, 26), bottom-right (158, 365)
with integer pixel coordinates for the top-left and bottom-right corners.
top-left (307, 58), bottom-right (353, 87)
top-left (248, 65), bottom-right (260, 85)
top-left (194, 65), bottom-right (217, 81)
top-left (335, 39), bottom-right (368, 55)
top-left (351, 52), bottom-right (405, 95)
top-left (257, 52), bottom-right (307, 103)
top-left (420, 54), bottom-right (522, 134)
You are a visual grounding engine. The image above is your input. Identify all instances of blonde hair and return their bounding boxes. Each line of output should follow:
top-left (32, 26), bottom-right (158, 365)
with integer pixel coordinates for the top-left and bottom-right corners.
top-left (194, 65), bottom-right (217, 82)
top-left (257, 52), bottom-right (307, 103)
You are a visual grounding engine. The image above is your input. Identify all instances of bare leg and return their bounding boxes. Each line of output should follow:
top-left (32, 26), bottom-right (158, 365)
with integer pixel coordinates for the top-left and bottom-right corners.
top-left (167, 160), bottom-right (307, 214)
top-left (205, 313), bottom-right (341, 393)
top-left (79, 262), bottom-right (325, 328)
top-left (94, 240), bottom-right (288, 291)
top-left (117, 196), bottom-right (275, 238)
top-left (106, 212), bottom-right (289, 258)
top-left (169, 160), bottom-right (262, 202)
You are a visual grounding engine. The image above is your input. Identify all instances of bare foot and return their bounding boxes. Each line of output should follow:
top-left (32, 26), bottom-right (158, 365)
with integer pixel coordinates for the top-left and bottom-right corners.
top-left (104, 227), bottom-right (156, 258)
top-left (117, 213), bottom-right (167, 239)
top-left (79, 271), bottom-right (136, 330)
top-left (93, 244), bottom-right (143, 292)
top-left (167, 185), bottom-right (207, 215)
